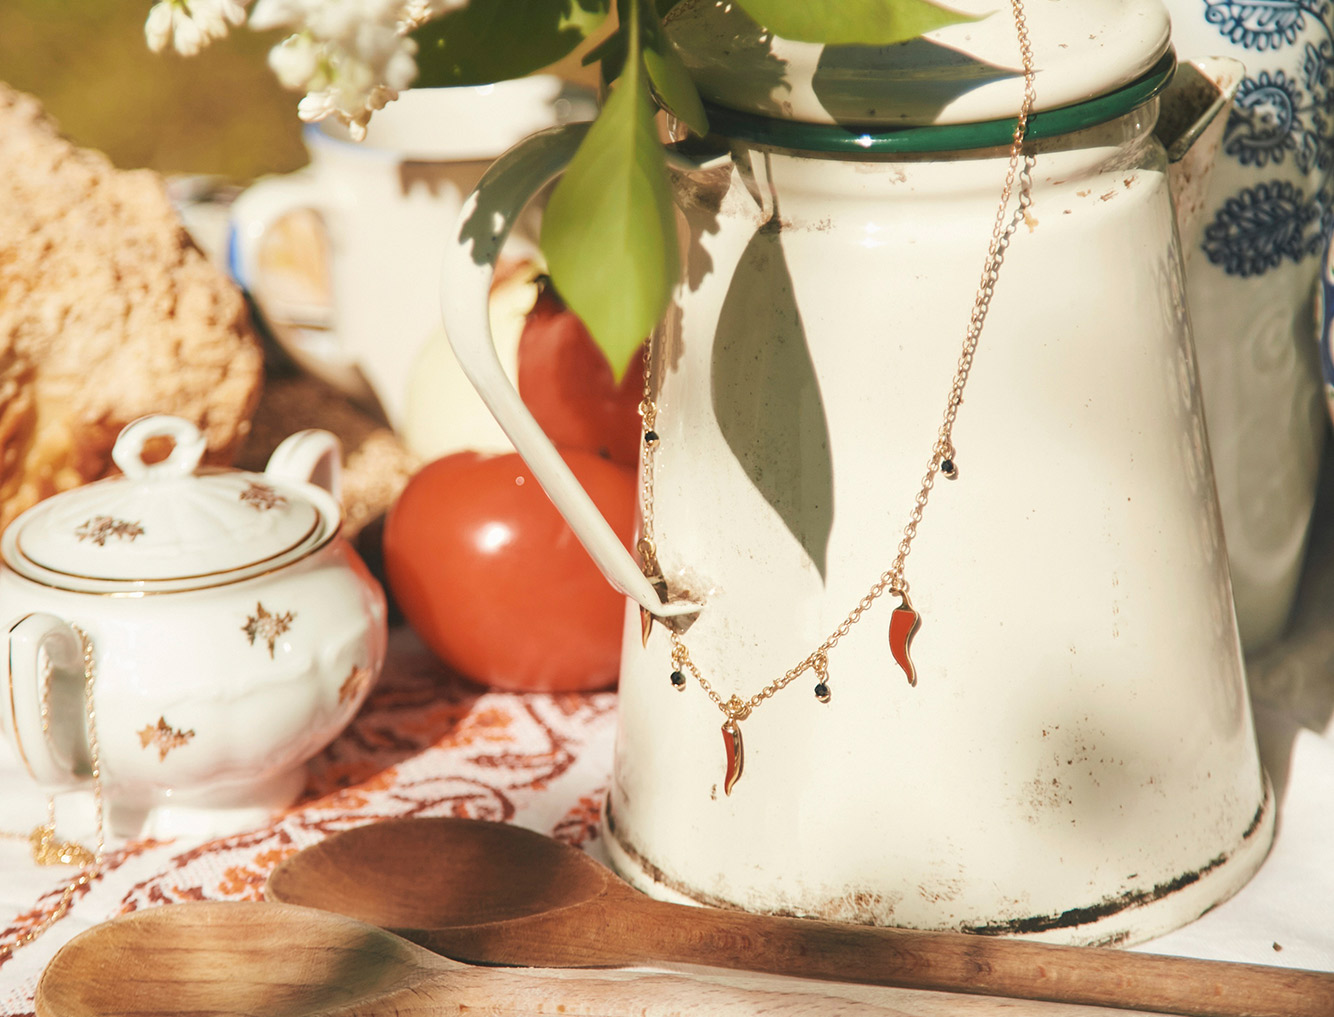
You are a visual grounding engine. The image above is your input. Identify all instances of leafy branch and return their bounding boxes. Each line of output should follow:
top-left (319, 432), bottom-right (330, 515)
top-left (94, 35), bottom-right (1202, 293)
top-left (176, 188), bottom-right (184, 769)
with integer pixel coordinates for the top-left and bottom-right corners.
top-left (409, 0), bottom-right (975, 379)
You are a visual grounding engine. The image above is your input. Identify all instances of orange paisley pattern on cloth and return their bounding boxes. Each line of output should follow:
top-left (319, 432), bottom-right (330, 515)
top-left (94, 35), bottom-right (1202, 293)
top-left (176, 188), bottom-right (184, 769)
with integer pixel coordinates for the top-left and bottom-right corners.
top-left (0, 633), bottom-right (617, 1013)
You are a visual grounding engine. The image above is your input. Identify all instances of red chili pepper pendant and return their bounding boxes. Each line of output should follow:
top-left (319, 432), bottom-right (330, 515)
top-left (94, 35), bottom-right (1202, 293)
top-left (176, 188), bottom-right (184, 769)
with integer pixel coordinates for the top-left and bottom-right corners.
top-left (889, 592), bottom-right (921, 687)
top-left (722, 718), bottom-right (744, 795)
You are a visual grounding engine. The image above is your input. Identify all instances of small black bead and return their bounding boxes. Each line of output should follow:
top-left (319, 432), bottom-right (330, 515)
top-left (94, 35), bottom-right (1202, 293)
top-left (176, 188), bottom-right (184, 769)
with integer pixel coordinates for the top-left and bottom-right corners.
top-left (644, 430), bottom-right (660, 446)
top-left (814, 682), bottom-right (830, 702)
top-left (941, 458), bottom-right (957, 478)
top-left (670, 670), bottom-right (686, 689)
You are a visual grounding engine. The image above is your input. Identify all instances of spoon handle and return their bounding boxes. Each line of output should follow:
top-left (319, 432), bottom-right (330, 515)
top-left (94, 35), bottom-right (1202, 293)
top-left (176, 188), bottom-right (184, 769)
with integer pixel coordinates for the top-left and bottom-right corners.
top-left (429, 900), bottom-right (1331, 1017)
top-left (439, 965), bottom-right (1004, 1017)
top-left (628, 902), bottom-right (1334, 1017)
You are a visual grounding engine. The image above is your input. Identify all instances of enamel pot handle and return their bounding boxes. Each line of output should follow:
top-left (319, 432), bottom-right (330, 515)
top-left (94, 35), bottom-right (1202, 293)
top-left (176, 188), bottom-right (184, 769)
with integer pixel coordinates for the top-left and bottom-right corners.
top-left (439, 123), bottom-right (697, 619)
top-left (3, 613), bottom-right (89, 790)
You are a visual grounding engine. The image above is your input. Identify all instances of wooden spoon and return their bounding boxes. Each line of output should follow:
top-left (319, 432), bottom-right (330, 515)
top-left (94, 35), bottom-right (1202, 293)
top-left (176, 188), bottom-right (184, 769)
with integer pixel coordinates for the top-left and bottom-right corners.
top-left (35, 899), bottom-right (948, 1017)
top-left (266, 817), bottom-right (1334, 1017)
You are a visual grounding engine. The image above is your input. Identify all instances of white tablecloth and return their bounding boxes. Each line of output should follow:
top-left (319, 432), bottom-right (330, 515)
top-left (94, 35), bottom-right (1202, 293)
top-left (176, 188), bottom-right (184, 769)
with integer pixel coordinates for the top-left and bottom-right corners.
top-left (5, 463), bottom-right (1334, 1012)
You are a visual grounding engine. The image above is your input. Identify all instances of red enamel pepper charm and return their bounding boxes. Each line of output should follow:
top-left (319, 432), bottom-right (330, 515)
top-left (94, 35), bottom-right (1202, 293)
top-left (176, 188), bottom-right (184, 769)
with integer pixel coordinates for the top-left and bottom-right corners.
top-left (722, 718), bottom-right (744, 795)
top-left (889, 591), bottom-right (921, 687)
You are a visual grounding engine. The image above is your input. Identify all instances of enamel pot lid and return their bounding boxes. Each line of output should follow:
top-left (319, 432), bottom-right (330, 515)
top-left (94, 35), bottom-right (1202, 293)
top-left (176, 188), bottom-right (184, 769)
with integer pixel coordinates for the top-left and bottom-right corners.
top-left (663, 0), bottom-right (1173, 132)
top-left (2, 415), bottom-right (341, 594)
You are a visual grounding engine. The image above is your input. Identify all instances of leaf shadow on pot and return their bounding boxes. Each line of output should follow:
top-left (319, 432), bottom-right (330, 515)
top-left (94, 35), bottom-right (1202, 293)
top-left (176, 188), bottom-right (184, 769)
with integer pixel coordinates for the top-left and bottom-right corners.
top-left (661, 0), bottom-right (792, 119)
top-left (812, 37), bottom-right (1017, 126)
top-left (711, 210), bottom-right (834, 581)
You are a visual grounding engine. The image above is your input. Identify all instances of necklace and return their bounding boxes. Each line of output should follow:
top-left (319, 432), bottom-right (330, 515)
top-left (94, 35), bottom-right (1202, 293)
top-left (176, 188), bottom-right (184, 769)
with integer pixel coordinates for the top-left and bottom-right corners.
top-left (0, 626), bottom-right (106, 960)
top-left (636, 0), bottom-right (1038, 797)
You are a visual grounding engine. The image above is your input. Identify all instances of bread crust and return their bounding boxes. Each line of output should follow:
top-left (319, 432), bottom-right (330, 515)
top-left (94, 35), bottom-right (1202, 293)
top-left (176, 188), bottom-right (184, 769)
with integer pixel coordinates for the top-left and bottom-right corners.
top-left (0, 84), bottom-right (264, 529)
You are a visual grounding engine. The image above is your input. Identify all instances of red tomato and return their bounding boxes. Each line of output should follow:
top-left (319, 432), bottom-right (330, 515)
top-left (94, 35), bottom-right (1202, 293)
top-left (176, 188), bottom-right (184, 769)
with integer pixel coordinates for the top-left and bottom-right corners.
top-left (383, 450), bottom-right (636, 692)
top-left (517, 281), bottom-right (645, 468)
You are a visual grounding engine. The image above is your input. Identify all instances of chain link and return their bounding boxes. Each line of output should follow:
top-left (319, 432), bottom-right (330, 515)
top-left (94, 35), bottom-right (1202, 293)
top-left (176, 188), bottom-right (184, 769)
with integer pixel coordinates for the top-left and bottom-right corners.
top-left (642, 0), bottom-right (1037, 720)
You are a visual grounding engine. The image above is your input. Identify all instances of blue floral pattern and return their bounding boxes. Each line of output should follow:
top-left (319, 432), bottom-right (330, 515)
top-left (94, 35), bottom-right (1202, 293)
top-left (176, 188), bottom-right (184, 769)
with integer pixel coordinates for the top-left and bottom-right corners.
top-left (1202, 181), bottom-right (1321, 275)
top-left (1201, 1), bottom-right (1334, 276)
top-left (1226, 70), bottom-right (1303, 166)
top-left (1204, 0), bottom-right (1322, 49)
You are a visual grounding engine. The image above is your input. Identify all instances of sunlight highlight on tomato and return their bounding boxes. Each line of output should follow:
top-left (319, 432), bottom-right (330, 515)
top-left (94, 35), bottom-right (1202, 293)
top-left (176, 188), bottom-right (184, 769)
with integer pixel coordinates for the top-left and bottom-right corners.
top-left (384, 450), bottom-right (635, 692)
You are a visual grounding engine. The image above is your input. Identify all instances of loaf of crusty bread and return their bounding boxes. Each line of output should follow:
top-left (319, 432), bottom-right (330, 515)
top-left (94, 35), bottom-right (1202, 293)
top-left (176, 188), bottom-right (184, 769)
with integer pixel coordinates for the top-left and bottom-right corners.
top-left (0, 83), bottom-right (264, 528)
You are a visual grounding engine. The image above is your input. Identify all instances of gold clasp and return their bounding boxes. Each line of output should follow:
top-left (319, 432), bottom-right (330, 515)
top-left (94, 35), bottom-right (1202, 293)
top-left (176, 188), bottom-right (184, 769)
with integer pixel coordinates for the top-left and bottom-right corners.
top-left (723, 694), bottom-right (751, 721)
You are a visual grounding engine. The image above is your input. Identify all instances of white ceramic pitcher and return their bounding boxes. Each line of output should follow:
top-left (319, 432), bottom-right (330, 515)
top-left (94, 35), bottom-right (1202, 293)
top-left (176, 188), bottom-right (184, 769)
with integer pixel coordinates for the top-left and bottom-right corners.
top-left (441, 0), bottom-right (1272, 946)
top-left (228, 78), bottom-right (595, 427)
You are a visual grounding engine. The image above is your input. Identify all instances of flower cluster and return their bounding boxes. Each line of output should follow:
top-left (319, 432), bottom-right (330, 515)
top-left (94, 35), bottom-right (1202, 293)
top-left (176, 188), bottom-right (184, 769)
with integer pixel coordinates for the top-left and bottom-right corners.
top-left (145, 0), bottom-right (247, 57)
top-left (144, 0), bottom-right (462, 139)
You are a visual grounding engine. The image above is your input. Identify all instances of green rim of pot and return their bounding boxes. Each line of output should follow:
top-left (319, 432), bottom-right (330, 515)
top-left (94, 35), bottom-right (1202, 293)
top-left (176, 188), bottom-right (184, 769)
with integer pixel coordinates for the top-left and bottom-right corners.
top-left (703, 49), bottom-right (1176, 154)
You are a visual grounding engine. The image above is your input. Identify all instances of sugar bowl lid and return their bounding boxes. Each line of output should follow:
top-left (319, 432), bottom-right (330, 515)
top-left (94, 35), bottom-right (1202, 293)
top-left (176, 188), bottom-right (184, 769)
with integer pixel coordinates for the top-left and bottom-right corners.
top-left (2, 415), bottom-right (342, 593)
top-left (663, 0), bottom-right (1172, 129)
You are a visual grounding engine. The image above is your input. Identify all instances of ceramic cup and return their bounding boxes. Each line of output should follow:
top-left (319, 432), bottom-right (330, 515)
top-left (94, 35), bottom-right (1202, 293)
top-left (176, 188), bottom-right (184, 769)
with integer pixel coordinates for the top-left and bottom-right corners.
top-left (228, 77), bottom-right (595, 428)
top-left (1163, 0), bottom-right (1334, 650)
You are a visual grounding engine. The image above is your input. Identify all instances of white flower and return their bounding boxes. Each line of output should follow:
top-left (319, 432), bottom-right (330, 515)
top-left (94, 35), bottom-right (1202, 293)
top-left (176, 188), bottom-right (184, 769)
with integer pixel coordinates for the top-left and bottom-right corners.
top-left (246, 0), bottom-right (307, 31)
top-left (252, 0), bottom-right (405, 37)
top-left (268, 32), bottom-right (322, 89)
top-left (399, 0), bottom-right (464, 30)
top-left (290, 29), bottom-right (416, 138)
top-left (145, 0), bottom-right (248, 56)
top-left (193, 0), bottom-right (248, 37)
top-left (154, 0), bottom-right (471, 138)
top-left (254, 1), bottom-right (424, 135)
top-left (145, 3), bottom-right (175, 51)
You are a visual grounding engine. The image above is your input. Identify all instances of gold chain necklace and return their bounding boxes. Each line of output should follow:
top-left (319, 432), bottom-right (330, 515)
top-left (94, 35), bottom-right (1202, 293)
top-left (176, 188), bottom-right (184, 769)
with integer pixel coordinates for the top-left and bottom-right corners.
top-left (636, 0), bottom-right (1038, 796)
top-left (0, 626), bottom-right (107, 960)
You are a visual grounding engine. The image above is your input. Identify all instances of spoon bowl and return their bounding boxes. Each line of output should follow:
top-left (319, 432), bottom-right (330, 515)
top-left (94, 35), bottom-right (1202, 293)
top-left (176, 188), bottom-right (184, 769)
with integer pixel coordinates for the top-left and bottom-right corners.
top-left (38, 902), bottom-right (453, 1017)
top-left (266, 816), bottom-right (1334, 1017)
top-left (268, 815), bottom-right (613, 929)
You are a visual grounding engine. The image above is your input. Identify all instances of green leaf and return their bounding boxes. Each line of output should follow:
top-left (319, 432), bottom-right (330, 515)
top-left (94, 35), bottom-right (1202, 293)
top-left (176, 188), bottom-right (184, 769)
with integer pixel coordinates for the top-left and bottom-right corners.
top-left (581, 30), bottom-right (625, 73)
top-left (581, 30), bottom-right (627, 96)
top-left (734, 0), bottom-right (983, 46)
top-left (638, 0), bottom-right (708, 135)
top-left (412, 0), bottom-right (611, 87)
top-left (540, 47), bottom-right (678, 380)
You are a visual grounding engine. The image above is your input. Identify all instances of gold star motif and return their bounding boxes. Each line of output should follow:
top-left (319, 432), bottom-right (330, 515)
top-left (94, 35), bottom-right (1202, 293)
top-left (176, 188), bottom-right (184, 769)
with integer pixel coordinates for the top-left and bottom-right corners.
top-left (75, 516), bottom-right (144, 545)
top-left (239, 481), bottom-right (288, 512)
top-left (243, 602), bottom-right (295, 658)
top-left (338, 664), bottom-right (371, 706)
top-left (137, 716), bottom-right (196, 762)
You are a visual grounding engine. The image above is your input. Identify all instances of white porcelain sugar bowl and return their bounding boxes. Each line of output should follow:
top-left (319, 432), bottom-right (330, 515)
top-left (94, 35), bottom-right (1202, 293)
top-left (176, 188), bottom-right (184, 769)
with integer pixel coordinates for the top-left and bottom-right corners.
top-left (0, 415), bottom-right (388, 838)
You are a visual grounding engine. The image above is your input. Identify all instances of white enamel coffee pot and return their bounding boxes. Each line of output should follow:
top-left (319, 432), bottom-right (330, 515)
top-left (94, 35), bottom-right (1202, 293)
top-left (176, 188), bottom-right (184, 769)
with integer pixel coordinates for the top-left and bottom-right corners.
top-left (440, 0), bottom-right (1272, 946)
top-left (0, 415), bottom-right (388, 839)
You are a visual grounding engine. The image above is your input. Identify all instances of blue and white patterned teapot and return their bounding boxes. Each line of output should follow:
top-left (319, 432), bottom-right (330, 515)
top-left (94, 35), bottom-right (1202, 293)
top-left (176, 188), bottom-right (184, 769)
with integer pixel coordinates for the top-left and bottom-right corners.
top-left (1166, 0), bottom-right (1334, 649)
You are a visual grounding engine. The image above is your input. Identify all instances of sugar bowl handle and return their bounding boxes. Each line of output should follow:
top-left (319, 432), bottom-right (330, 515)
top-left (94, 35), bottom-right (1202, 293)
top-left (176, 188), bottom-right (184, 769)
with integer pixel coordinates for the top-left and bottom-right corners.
top-left (2, 613), bottom-right (90, 790)
top-left (265, 429), bottom-right (343, 503)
